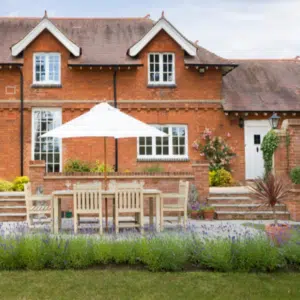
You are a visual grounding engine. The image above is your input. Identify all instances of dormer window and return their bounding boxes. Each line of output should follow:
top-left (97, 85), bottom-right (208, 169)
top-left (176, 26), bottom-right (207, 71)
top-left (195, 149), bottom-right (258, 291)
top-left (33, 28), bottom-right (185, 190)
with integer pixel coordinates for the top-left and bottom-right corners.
top-left (148, 53), bottom-right (175, 85)
top-left (33, 53), bottom-right (61, 85)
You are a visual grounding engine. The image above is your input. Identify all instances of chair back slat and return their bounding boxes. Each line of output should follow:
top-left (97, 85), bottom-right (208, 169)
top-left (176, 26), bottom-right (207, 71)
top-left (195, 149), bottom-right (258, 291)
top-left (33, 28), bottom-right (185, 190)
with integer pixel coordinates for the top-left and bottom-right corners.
top-left (73, 183), bottom-right (102, 212)
top-left (178, 180), bottom-right (189, 206)
top-left (115, 182), bottom-right (143, 212)
top-left (24, 183), bottom-right (32, 210)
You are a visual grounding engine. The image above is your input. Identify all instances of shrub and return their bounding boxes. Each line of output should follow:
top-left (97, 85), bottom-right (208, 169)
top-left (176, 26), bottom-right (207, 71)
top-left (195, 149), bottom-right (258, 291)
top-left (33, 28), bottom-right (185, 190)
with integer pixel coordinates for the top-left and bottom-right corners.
top-left (0, 232), bottom-right (299, 272)
top-left (91, 161), bottom-right (114, 173)
top-left (193, 128), bottom-right (236, 171)
top-left (290, 167), bottom-right (300, 184)
top-left (209, 168), bottom-right (233, 187)
top-left (13, 176), bottom-right (29, 191)
top-left (261, 130), bottom-right (279, 176)
top-left (64, 159), bottom-right (91, 172)
top-left (142, 164), bottom-right (164, 173)
top-left (0, 180), bottom-right (14, 192)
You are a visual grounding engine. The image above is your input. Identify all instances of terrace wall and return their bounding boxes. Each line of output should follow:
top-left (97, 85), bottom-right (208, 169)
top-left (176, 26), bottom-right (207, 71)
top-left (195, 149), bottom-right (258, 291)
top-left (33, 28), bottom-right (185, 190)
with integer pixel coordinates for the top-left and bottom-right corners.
top-left (29, 160), bottom-right (209, 214)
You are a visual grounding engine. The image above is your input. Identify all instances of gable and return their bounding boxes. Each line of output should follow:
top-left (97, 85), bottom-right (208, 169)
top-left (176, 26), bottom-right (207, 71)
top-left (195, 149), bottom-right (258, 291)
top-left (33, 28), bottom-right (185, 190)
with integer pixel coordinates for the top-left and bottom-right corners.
top-left (11, 17), bottom-right (80, 57)
top-left (128, 17), bottom-right (197, 57)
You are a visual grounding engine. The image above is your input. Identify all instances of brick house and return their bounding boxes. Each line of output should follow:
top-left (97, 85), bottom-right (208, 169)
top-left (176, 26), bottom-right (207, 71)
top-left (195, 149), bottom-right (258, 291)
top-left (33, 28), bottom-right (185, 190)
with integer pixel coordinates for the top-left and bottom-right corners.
top-left (0, 13), bottom-right (299, 182)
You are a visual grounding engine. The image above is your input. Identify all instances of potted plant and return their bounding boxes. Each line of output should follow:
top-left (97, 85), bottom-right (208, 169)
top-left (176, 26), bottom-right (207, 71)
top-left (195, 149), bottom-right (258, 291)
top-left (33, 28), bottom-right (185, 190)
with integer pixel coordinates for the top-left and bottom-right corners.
top-left (250, 173), bottom-right (291, 244)
top-left (201, 205), bottom-right (215, 220)
top-left (189, 203), bottom-right (200, 219)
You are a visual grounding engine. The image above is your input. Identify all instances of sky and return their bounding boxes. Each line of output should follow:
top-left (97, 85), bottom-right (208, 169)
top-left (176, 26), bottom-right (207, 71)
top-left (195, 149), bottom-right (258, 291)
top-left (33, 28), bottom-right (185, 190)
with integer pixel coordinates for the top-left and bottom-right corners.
top-left (2, 0), bottom-right (300, 59)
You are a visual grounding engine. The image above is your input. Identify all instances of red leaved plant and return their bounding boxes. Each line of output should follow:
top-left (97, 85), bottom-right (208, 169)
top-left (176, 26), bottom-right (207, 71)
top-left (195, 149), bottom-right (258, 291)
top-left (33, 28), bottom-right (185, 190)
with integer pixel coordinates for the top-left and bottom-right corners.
top-left (250, 173), bottom-right (291, 226)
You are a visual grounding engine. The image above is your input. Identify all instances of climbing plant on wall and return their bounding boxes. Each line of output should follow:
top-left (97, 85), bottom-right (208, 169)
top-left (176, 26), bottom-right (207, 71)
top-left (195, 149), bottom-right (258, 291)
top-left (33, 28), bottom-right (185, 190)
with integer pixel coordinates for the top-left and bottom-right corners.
top-left (261, 130), bottom-right (280, 176)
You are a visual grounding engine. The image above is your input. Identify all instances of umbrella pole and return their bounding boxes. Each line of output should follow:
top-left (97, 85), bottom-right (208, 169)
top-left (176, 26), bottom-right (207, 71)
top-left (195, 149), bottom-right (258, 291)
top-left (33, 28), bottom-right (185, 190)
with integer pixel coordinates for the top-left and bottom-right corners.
top-left (104, 137), bottom-right (108, 232)
top-left (104, 137), bottom-right (107, 189)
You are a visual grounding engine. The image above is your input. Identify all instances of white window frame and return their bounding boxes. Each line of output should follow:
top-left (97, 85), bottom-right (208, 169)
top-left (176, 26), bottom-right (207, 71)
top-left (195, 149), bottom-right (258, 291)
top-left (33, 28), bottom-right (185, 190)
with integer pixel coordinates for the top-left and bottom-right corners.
top-left (137, 124), bottom-right (188, 160)
top-left (31, 108), bottom-right (62, 172)
top-left (33, 52), bottom-right (61, 85)
top-left (148, 53), bottom-right (175, 85)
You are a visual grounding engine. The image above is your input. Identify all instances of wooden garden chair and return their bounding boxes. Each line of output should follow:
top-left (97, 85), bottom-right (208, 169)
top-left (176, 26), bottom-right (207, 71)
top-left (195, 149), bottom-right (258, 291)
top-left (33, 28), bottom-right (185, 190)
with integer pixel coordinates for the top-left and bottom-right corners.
top-left (114, 182), bottom-right (144, 234)
top-left (24, 183), bottom-right (52, 229)
top-left (160, 180), bottom-right (189, 230)
top-left (73, 182), bottom-right (103, 234)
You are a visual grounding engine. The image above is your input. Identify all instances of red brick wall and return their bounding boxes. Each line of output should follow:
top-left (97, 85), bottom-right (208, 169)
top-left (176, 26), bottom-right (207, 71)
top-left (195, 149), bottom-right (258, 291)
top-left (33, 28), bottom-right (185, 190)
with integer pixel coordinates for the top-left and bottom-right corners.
top-left (28, 160), bottom-right (209, 214)
top-left (0, 28), bottom-right (288, 183)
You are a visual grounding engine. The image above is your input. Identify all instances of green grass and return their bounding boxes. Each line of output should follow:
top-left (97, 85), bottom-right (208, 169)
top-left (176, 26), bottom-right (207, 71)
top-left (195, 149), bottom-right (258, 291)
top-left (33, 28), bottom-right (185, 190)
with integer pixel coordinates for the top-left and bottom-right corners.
top-left (0, 270), bottom-right (300, 300)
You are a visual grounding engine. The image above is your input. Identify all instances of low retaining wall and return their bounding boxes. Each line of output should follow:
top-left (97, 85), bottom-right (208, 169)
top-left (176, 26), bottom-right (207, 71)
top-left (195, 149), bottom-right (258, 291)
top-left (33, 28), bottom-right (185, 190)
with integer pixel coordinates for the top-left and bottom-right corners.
top-left (29, 160), bottom-right (209, 213)
top-left (285, 189), bottom-right (300, 222)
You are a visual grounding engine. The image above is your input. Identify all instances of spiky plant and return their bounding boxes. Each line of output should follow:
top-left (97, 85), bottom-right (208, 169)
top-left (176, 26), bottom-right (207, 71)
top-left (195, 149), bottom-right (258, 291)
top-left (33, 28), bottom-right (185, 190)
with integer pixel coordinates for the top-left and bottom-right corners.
top-left (250, 173), bottom-right (291, 225)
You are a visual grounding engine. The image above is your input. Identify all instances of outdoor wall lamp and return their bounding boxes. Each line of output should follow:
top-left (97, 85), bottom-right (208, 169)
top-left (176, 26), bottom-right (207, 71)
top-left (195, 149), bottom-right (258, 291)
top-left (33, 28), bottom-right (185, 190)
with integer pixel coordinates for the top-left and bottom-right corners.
top-left (238, 117), bottom-right (244, 128)
top-left (269, 112), bottom-right (280, 129)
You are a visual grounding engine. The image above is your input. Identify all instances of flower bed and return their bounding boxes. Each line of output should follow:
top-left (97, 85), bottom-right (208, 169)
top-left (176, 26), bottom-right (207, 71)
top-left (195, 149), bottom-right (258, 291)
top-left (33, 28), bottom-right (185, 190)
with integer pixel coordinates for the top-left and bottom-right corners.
top-left (0, 228), bottom-right (300, 272)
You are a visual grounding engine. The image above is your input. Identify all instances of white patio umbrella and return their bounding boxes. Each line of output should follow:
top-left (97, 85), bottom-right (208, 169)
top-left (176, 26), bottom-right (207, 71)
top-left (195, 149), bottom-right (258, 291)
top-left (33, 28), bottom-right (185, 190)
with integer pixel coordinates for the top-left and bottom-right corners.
top-left (42, 102), bottom-right (167, 186)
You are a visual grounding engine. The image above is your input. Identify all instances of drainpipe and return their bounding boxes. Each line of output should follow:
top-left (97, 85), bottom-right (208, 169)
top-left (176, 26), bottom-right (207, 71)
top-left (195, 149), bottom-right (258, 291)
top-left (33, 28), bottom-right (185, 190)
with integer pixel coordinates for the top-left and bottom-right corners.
top-left (18, 66), bottom-right (24, 176)
top-left (113, 67), bottom-right (118, 172)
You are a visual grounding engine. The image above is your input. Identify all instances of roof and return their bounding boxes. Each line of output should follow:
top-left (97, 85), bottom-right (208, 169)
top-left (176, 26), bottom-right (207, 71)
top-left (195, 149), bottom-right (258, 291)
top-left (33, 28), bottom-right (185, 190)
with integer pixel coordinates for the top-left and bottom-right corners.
top-left (128, 16), bottom-right (197, 57)
top-left (11, 17), bottom-right (80, 57)
top-left (0, 17), bottom-right (153, 65)
top-left (0, 16), bottom-right (234, 67)
top-left (222, 59), bottom-right (300, 111)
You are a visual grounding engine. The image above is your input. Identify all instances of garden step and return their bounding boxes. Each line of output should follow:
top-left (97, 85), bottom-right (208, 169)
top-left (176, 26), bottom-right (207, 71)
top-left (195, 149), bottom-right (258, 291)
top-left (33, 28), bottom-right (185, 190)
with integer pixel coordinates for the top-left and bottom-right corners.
top-left (213, 204), bottom-right (287, 212)
top-left (208, 196), bottom-right (252, 201)
top-left (216, 211), bottom-right (290, 220)
top-left (0, 201), bottom-right (26, 206)
top-left (0, 213), bottom-right (26, 222)
top-left (0, 206), bottom-right (27, 213)
top-left (208, 198), bottom-right (263, 205)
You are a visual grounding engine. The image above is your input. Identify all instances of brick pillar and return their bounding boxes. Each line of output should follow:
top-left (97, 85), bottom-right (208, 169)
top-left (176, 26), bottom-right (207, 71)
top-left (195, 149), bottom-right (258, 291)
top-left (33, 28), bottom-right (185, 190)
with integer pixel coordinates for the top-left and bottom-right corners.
top-left (285, 190), bottom-right (300, 221)
top-left (29, 160), bottom-right (46, 194)
top-left (192, 162), bottom-right (209, 203)
top-left (274, 129), bottom-right (289, 180)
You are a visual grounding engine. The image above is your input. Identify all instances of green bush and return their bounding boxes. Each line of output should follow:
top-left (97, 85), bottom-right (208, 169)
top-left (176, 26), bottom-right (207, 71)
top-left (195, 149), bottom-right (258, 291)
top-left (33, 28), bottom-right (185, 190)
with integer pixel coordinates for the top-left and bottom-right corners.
top-left (13, 176), bottom-right (30, 191)
top-left (91, 161), bottom-right (114, 173)
top-left (290, 167), bottom-right (300, 184)
top-left (0, 180), bottom-right (14, 192)
top-left (142, 164), bottom-right (164, 173)
top-left (0, 233), bottom-right (299, 272)
top-left (63, 159), bottom-right (91, 172)
top-left (209, 168), bottom-right (233, 187)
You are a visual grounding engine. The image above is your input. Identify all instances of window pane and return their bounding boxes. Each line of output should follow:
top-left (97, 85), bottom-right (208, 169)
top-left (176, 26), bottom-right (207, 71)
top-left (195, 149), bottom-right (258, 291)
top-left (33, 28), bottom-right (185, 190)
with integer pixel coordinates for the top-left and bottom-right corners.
top-left (33, 109), bottom-right (61, 172)
top-left (146, 147), bottom-right (152, 155)
top-left (150, 55), bottom-right (154, 63)
top-left (140, 147), bottom-right (145, 155)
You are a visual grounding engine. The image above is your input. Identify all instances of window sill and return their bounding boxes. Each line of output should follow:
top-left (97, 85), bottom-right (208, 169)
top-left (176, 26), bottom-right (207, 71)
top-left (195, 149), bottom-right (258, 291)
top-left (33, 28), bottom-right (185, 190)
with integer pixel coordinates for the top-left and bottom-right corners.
top-left (31, 83), bottom-right (62, 89)
top-left (147, 84), bottom-right (177, 89)
top-left (137, 157), bottom-right (189, 162)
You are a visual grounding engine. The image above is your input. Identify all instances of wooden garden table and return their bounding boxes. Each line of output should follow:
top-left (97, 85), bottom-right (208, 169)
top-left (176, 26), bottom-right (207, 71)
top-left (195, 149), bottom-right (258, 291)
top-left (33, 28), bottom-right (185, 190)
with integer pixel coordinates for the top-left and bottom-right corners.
top-left (51, 189), bottom-right (162, 234)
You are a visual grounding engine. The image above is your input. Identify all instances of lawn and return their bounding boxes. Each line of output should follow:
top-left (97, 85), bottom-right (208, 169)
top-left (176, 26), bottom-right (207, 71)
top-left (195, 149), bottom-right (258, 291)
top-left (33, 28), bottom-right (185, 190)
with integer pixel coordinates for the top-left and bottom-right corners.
top-left (1, 270), bottom-right (300, 300)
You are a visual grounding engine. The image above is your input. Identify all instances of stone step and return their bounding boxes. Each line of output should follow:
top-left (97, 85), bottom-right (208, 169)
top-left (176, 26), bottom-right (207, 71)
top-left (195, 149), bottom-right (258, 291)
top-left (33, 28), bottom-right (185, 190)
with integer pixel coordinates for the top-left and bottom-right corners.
top-left (0, 206), bottom-right (27, 213)
top-left (216, 211), bottom-right (290, 220)
top-left (208, 198), bottom-right (263, 205)
top-left (0, 213), bottom-right (26, 222)
top-left (0, 201), bottom-right (26, 206)
top-left (213, 204), bottom-right (287, 212)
